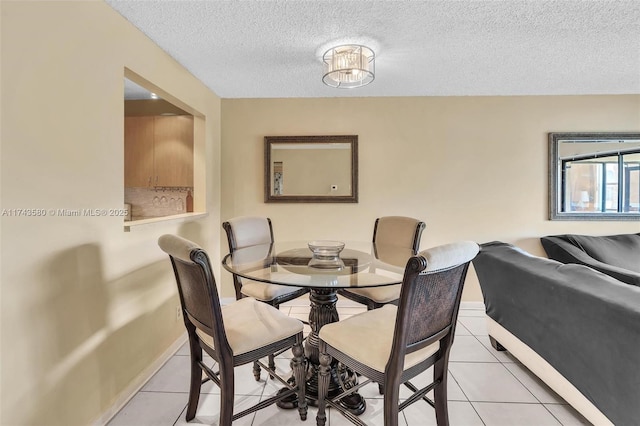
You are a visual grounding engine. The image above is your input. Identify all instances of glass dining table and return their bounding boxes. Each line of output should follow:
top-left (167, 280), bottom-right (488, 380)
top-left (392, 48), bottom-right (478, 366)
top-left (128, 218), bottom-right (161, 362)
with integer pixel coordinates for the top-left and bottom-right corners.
top-left (222, 240), bottom-right (414, 415)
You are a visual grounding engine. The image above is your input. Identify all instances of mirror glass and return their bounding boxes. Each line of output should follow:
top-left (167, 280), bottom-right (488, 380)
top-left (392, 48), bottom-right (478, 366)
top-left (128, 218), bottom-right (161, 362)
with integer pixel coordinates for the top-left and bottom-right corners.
top-left (265, 135), bottom-right (358, 203)
top-left (549, 132), bottom-right (640, 220)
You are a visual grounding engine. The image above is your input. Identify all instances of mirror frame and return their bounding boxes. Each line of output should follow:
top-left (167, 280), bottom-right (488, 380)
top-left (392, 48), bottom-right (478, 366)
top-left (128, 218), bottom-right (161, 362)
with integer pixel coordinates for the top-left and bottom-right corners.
top-left (549, 132), bottom-right (640, 221)
top-left (264, 135), bottom-right (358, 203)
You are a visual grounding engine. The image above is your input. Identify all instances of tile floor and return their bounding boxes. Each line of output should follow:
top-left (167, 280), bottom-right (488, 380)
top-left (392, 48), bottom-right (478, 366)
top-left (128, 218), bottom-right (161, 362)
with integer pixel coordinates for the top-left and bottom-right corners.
top-left (108, 297), bottom-right (591, 426)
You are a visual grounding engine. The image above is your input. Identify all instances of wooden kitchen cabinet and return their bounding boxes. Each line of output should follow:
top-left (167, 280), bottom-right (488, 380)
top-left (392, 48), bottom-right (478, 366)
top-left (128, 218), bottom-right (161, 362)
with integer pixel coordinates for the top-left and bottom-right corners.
top-left (153, 116), bottom-right (194, 187)
top-left (124, 116), bottom-right (154, 187)
top-left (124, 115), bottom-right (194, 188)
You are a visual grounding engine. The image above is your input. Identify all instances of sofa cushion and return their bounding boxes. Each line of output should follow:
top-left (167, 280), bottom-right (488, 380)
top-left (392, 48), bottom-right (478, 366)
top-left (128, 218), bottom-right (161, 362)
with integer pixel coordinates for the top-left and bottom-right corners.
top-left (541, 233), bottom-right (640, 286)
top-left (561, 234), bottom-right (639, 273)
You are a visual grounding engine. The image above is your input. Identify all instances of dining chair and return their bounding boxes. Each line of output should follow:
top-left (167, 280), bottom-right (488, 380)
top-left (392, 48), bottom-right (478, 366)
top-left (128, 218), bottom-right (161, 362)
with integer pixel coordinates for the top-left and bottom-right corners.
top-left (222, 216), bottom-right (309, 376)
top-left (158, 234), bottom-right (308, 424)
top-left (339, 216), bottom-right (425, 310)
top-left (316, 241), bottom-right (479, 426)
top-left (223, 216), bottom-right (309, 305)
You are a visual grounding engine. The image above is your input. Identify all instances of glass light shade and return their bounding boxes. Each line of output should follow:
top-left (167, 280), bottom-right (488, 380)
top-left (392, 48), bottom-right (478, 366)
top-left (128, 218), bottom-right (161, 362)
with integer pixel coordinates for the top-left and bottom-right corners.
top-left (322, 45), bottom-right (375, 88)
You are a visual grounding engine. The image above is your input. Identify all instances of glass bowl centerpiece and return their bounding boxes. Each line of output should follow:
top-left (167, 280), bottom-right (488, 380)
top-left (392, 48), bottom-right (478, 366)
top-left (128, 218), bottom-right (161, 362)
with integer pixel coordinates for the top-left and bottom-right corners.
top-left (307, 240), bottom-right (345, 270)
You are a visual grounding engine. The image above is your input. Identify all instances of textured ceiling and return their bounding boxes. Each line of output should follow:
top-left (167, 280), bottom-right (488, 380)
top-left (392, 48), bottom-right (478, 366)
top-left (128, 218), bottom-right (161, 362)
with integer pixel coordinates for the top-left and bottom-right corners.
top-left (107, 0), bottom-right (640, 99)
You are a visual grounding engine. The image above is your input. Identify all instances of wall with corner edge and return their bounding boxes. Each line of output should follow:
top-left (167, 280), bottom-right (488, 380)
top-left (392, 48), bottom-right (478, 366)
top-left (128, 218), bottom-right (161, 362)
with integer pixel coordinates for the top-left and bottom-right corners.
top-left (1, 2), bottom-right (221, 425)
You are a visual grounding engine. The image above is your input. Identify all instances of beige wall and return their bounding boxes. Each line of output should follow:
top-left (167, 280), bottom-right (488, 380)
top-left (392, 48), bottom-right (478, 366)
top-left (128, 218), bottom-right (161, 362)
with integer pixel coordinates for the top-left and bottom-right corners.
top-left (1, 2), bottom-right (221, 425)
top-left (221, 96), bottom-right (640, 300)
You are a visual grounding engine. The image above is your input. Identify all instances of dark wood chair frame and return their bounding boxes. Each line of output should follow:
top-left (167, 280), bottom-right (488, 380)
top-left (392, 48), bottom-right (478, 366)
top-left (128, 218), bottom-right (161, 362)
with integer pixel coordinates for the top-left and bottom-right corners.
top-left (163, 240), bottom-right (308, 424)
top-left (222, 217), bottom-right (309, 376)
top-left (317, 254), bottom-right (473, 426)
top-left (338, 217), bottom-right (426, 310)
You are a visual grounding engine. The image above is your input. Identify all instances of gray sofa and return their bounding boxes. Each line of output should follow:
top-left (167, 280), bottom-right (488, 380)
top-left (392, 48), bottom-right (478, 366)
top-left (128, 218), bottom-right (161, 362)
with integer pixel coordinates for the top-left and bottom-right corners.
top-left (541, 233), bottom-right (640, 286)
top-left (474, 241), bottom-right (640, 426)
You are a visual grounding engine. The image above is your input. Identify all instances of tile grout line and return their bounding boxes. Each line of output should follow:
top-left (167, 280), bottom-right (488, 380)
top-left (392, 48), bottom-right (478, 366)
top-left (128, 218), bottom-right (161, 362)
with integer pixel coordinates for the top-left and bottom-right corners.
top-left (447, 370), bottom-right (487, 426)
top-left (464, 328), bottom-right (570, 423)
top-left (465, 324), bottom-right (565, 424)
top-left (494, 348), bottom-right (570, 425)
top-left (172, 403), bottom-right (187, 426)
top-left (468, 331), bottom-right (503, 364)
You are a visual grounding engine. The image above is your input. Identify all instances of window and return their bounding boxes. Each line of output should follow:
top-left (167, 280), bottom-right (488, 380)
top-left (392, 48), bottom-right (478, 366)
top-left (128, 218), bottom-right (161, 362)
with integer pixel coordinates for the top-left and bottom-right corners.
top-left (561, 152), bottom-right (640, 213)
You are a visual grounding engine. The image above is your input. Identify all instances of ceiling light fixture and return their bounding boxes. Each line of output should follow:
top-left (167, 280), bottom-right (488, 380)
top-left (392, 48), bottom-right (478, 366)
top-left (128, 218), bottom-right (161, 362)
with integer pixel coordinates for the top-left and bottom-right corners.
top-left (322, 44), bottom-right (375, 89)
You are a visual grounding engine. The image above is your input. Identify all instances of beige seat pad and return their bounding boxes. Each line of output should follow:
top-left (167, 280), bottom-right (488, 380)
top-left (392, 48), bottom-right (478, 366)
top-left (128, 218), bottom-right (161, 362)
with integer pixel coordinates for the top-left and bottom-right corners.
top-left (319, 304), bottom-right (438, 373)
top-left (240, 280), bottom-right (303, 301)
top-left (343, 284), bottom-right (401, 303)
top-left (197, 298), bottom-right (303, 356)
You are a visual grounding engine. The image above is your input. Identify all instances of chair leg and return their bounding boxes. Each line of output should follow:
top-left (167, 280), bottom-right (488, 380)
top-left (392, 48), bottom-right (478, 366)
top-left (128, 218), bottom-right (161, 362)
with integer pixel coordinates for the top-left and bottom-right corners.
top-left (186, 347), bottom-right (203, 421)
top-left (291, 341), bottom-right (308, 421)
top-left (269, 302), bottom-right (279, 379)
top-left (382, 381), bottom-right (400, 426)
top-left (268, 354), bottom-right (276, 378)
top-left (253, 361), bottom-right (261, 381)
top-left (433, 357), bottom-right (450, 426)
top-left (219, 363), bottom-right (235, 426)
top-left (316, 351), bottom-right (332, 426)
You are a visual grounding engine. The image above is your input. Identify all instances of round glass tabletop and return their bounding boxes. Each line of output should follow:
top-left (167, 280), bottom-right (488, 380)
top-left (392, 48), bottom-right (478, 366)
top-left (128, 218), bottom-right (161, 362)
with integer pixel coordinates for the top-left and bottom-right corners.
top-left (222, 241), bottom-right (413, 289)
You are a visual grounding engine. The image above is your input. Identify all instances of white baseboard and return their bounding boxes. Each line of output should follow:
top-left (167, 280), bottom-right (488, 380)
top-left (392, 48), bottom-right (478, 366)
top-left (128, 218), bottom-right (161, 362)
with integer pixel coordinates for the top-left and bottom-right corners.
top-left (93, 333), bottom-right (188, 426)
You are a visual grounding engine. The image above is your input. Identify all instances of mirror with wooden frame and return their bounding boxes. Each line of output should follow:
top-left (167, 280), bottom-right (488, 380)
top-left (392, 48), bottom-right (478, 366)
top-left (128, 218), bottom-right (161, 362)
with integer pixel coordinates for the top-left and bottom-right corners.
top-left (264, 135), bottom-right (358, 203)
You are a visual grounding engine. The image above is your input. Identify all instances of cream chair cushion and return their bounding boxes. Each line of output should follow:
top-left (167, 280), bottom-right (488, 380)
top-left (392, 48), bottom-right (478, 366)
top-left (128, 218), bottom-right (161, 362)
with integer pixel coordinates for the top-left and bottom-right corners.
top-left (344, 284), bottom-right (401, 304)
top-left (227, 216), bottom-right (272, 249)
top-left (196, 297), bottom-right (303, 356)
top-left (374, 216), bottom-right (421, 247)
top-left (319, 304), bottom-right (438, 373)
top-left (240, 280), bottom-right (304, 301)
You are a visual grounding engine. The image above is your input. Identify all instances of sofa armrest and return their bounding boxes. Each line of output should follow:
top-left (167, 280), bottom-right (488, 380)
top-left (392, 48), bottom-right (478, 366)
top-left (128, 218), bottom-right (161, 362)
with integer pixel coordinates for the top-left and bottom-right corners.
top-left (541, 236), bottom-right (640, 286)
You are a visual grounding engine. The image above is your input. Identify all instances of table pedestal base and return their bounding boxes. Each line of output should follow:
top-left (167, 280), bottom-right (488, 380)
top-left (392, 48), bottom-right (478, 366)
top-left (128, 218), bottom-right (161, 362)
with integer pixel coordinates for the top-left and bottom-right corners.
top-left (276, 288), bottom-right (366, 415)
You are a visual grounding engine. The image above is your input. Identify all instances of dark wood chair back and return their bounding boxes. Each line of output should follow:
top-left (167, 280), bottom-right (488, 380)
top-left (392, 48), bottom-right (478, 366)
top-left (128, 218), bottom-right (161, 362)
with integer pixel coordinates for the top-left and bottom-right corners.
top-left (159, 234), bottom-right (308, 423)
top-left (159, 234), bottom-right (232, 361)
top-left (388, 254), bottom-right (470, 377)
top-left (316, 240), bottom-right (479, 426)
